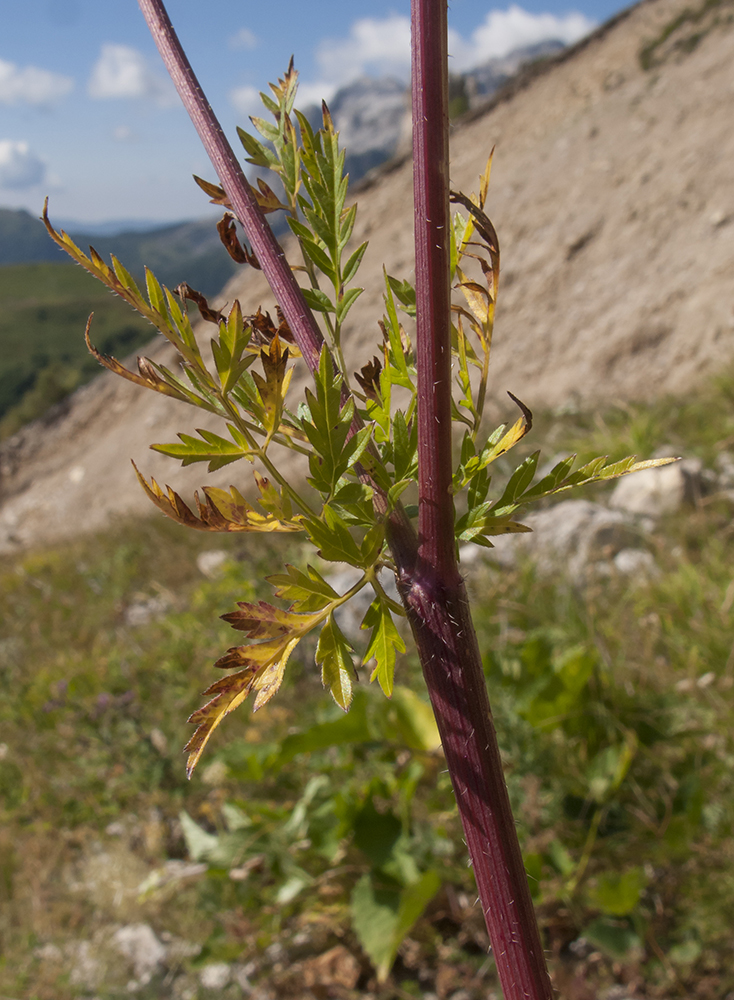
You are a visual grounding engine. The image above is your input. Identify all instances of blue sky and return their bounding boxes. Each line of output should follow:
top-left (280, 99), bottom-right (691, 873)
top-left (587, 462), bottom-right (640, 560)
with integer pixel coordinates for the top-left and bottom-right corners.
top-left (1, 0), bottom-right (625, 226)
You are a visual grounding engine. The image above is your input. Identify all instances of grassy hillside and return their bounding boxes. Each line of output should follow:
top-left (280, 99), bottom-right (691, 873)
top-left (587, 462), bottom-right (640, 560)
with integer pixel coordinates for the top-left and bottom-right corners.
top-left (1, 375), bottom-right (733, 999)
top-left (0, 262), bottom-right (155, 439)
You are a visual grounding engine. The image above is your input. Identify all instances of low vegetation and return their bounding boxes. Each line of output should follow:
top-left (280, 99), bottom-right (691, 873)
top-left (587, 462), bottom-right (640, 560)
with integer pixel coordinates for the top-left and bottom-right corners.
top-left (2, 370), bottom-right (733, 1000)
top-left (0, 263), bottom-right (154, 439)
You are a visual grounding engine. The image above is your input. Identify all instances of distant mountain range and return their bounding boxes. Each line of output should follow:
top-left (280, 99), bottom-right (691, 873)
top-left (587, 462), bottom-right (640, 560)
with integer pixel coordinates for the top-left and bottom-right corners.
top-left (301, 40), bottom-right (565, 184)
top-left (0, 39), bottom-right (567, 294)
top-left (0, 208), bottom-right (239, 299)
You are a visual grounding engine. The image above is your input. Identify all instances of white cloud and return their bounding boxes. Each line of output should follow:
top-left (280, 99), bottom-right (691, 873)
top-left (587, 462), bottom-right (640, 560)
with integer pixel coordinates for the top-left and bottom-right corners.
top-left (287, 6), bottom-right (595, 106)
top-left (315, 14), bottom-right (412, 88)
top-left (112, 124), bottom-right (135, 142)
top-left (0, 140), bottom-right (47, 189)
top-left (229, 85), bottom-right (262, 119)
top-left (229, 28), bottom-right (257, 51)
top-left (87, 44), bottom-right (177, 106)
top-left (449, 5), bottom-right (595, 69)
top-left (0, 58), bottom-right (74, 107)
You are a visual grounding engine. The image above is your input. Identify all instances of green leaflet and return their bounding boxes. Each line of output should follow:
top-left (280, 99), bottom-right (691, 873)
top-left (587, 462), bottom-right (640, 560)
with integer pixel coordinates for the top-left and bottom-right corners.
top-left (301, 347), bottom-right (372, 497)
top-left (362, 597), bottom-right (406, 698)
top-left (150, 424), bottom-right (253, 472)
top-left (267, 564), bottom-right (339, 613)
top-left (457, 451), bottom-right (679, 545)
top-left (316, 614), bottom-right (355, 710)
top-left (302, 505), bottom-right (365, 566)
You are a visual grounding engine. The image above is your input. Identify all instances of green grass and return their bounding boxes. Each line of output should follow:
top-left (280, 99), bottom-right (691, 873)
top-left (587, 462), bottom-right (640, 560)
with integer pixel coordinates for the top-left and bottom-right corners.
top-left (2, 373), bottom-right (734, 999)
top-left (0, 262), bottom-right (155, 438)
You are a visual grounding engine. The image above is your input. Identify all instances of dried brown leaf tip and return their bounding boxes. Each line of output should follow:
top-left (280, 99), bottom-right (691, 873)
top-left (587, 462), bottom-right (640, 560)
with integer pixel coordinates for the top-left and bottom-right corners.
top-left (217, 213), bottom-right (260, 268)
top-left (247, 306), bottom-right (295, 346)
top-left (132, 463), bottom-right (301, 533)
top-left (193, 174), bottom-right (232, 208)
top-left (355, 356), bottom-right (383, 400)
top-left (84, 318), bottom-right (190, 403)
top-left (253, 177), bottom-right (290, 214)
top-left (175, 283), bottom-right (224, 325)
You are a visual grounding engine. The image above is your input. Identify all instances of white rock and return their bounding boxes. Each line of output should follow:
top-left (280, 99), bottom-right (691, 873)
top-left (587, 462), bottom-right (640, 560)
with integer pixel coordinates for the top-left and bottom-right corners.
top-left (715, 451), bottom-right (734, 489)
top-left (196, 549), bottom-right (229, 578)
top-left (609, 458), bottom-right (703, 517)
top-left (200, 962), bottom-right (232, 989)
top-left (485, 499), bottom-right (640, 577)
top-left (231, 962), bottom-right (254, 991)
top-left (35, 942), bottom-right (63, 962)
top-left (124, 594), bottom-right (171, 627)
top-left (69, 940), bottom-right (103, 988)
top-left (112, 924), bottom-right (166, 985)
top-left (613, 548), bottom-right (659, 578)
top-left (149, 728), bottom-right (168, 755)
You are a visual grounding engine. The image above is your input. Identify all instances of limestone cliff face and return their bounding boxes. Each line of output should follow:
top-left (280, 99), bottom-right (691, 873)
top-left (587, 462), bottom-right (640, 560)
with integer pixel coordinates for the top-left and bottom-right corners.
top-left (1, 0), bottom-right (732, 553)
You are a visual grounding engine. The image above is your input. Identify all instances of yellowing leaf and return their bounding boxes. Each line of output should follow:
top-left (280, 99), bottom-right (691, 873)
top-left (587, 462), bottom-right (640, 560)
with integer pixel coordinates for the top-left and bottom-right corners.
top-left (184, 665), bottom-right (257, 777)
top-left (252, 635), bottom-right (301, 711)
top-left (457, 271), bottom-right (490, 325)
top-left (133, 465), bottom-right (302, 533)
top-left (184, 634), bottom-right (300, 775)
top-left (252, 336), bottom-right (292, 440)
top-left (221, 600), bottom-right (321, 639)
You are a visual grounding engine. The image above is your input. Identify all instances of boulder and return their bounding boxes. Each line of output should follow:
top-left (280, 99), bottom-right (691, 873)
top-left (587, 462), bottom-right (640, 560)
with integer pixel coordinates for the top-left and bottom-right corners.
top-left (474, 499), bottom-right (644, 578)
top-left (608, 458), bottom-right (705, 517)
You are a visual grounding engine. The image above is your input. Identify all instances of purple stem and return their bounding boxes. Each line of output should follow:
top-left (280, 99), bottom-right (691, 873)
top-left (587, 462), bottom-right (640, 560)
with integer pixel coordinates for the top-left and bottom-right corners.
top-left (137, 0), bottom-right (419, 573)
top-left (138, 0), bottom-right (324, 374)
top-left (137, 1), bottom-right (552, 994)
top-left (408, 2), bottom-right (553, 998)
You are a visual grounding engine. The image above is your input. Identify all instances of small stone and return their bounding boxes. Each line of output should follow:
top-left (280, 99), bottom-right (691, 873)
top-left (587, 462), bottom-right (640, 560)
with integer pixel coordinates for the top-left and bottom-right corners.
top-left (35, 942), bottom-right (63, 962)
top-left (113, 924), bottom-right (166, 985)
top-left (201, 758), bottom-right (228, 786)
top-left (200, 962), bottom-right (232, 990)
top-left (196, 549), bottom-right (229, 578)
top-left (149, 728), bottom-right (168, 755)
top-left (124, 593), bottom-right (171, 627)
top-left (613, 548), bottom-right (658, 578)
top-left (231, 962), bottom-right (254, 991)
top-left (609, 458), bottom-right (704, 518)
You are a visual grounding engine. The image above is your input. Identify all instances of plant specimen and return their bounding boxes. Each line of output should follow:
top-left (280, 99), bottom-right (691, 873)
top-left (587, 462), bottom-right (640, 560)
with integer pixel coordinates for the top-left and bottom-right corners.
top-left (43, 1), bottom-right (671, 995)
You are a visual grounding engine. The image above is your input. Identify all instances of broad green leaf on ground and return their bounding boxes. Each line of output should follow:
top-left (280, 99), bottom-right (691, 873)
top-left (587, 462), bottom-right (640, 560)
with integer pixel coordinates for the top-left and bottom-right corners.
top-left (351, 870), bottom-right (441, 981)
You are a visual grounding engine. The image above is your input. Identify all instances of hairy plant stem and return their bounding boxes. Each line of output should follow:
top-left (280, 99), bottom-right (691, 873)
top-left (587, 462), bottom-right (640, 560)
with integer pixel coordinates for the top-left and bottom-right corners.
top-left (407, 2), bottom-right (552, 998)
top-left (138, 0), bottom-right (325, 373)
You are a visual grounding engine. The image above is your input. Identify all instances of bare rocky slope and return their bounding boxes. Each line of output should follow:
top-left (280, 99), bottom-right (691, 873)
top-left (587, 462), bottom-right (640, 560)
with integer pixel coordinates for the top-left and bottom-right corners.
top-left (1, 0), bottom-right (732, 553)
